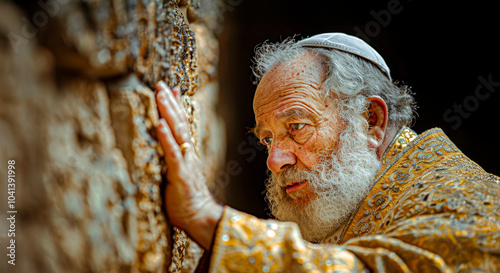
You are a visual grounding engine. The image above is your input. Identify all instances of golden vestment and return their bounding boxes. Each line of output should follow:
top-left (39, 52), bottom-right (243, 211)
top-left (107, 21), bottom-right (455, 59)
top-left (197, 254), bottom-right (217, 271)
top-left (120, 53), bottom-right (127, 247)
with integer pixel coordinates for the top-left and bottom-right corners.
top-left (206, 128), bottom-right (500, 272)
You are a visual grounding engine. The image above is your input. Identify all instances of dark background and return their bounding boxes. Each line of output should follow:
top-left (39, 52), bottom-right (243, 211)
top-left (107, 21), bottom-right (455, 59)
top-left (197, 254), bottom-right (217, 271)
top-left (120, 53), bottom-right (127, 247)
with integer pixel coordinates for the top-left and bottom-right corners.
top-left (217, 0), bottom-right (500, 218)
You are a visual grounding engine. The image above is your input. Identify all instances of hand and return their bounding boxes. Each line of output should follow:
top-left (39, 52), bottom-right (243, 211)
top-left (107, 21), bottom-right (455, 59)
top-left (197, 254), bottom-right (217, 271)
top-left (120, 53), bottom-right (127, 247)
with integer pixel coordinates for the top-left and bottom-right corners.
top-left (155, 81), bottom-right (223, 250)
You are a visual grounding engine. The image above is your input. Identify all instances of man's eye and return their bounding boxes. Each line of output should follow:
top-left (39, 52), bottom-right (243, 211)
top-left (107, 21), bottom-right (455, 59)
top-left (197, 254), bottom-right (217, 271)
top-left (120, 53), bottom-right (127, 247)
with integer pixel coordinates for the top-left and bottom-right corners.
top-left (290, 123), bottom-right (305, 131)
top-left (261, 137), bottom-right (273, 145)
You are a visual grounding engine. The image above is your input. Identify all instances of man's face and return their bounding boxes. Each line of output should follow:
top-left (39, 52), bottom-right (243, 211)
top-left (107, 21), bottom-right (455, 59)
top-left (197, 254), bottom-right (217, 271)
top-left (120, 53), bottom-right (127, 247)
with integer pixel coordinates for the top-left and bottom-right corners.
top-left (253, 52), bottom-right (341, 199)
top-left (253, 52), bottom-right (381, 242)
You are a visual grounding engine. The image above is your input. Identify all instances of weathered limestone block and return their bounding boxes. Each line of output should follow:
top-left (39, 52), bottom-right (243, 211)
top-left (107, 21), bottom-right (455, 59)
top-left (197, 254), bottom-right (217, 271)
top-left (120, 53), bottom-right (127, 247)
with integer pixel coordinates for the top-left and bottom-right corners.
top-left (0, 10), bottom-right (138, 270)
top-left (107, 74), bottom-right (172, 272)
top-left (181, 237), bottom-right (204, 272)
top-left (0, 0), bottom-right (224, 272)
top-left (38, 0), bottom-right (199, 93)
top-left (40, 79), bottom-right (138, 273)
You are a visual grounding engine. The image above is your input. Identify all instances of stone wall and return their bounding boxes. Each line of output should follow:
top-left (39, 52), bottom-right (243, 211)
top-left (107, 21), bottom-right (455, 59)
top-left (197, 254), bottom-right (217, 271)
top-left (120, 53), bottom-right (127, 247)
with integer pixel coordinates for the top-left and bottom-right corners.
top-left (0, 0), bottom-right (224, 272)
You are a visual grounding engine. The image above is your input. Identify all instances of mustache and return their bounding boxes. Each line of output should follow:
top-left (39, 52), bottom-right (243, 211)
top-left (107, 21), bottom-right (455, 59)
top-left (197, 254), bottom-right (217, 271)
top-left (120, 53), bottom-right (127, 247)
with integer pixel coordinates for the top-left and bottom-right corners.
top-left (271, 150), bottom-right (335, 188)
top-left (272, 166), bottom-right (312, 188)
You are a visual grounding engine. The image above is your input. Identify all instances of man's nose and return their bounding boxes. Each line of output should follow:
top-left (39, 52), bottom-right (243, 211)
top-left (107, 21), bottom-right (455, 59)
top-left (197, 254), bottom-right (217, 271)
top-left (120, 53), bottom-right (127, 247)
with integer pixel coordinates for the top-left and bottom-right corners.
top-left (267, 143), bottom-right (296, 175)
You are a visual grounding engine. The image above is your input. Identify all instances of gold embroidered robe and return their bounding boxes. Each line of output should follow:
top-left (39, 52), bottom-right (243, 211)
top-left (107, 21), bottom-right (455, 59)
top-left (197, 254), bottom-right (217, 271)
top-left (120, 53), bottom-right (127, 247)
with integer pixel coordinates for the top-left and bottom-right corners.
top-left (206, 128), bottom-right (500, 272)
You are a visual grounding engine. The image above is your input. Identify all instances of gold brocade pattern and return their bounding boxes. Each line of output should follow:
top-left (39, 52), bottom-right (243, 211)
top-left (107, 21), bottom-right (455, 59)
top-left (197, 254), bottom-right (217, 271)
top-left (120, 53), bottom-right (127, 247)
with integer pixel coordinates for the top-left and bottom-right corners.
top-left (208, 128), bottom-right (500, 272)
top-left (380, 126), bottom-right (418, 172)
top-left (323, 127), bottom-right (419, 245)
top-left (337, 128), bottom-right (461, 243)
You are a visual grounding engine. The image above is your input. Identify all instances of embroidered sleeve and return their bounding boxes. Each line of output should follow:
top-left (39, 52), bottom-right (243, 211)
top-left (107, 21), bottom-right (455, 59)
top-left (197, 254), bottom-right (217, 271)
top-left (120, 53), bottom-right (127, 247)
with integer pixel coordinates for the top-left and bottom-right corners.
top-left (208, 206), bottom-right (456, 272)
top-left (209, 206), bottom-right (367, 272)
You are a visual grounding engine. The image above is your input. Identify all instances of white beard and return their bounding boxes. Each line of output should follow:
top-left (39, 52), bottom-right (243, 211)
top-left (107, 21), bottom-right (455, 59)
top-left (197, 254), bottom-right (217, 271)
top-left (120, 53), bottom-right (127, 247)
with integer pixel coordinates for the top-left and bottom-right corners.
top-left (265, 123), bottom-right (381, 243)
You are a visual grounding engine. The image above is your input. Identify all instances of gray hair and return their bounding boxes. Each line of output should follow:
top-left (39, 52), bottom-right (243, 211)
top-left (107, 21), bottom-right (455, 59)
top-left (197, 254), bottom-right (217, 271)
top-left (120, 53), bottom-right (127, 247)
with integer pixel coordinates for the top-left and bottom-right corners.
top-left (252, 38), bottom-right (417, 129)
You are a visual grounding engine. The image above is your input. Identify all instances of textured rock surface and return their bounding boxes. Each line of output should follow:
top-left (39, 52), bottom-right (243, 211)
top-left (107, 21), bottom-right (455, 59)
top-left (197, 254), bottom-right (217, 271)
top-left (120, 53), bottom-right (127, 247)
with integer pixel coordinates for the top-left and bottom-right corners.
top-left (0, 0), bottom-right (223, 272)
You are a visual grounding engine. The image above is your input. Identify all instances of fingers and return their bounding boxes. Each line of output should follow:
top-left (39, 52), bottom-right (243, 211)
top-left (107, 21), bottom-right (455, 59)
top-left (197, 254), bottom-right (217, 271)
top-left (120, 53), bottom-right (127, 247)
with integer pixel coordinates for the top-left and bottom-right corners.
top-left (172, 86), bottom-right (181, 102)
top-left (155, 81), bottom-right (190, 145)
top-left (156, 118), bottom-right (182, 171)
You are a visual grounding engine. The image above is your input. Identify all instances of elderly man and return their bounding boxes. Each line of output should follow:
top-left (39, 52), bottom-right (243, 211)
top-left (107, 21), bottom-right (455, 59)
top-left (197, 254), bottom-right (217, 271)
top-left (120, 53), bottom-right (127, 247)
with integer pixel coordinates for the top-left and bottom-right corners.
top-left (155, 33), bottom-right (500, 272)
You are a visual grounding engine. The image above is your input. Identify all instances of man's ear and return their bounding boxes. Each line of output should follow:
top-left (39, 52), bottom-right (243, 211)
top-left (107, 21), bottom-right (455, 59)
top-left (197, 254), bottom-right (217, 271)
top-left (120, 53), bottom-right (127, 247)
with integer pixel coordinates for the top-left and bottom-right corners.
top-left (364, 96), bottom-right (388, 149)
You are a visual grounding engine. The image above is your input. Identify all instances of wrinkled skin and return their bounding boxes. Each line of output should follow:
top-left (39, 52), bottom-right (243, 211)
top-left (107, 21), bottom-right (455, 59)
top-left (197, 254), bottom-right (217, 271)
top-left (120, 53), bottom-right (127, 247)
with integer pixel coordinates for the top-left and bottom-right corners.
top-left (252, 52), bottom-right (341, 199)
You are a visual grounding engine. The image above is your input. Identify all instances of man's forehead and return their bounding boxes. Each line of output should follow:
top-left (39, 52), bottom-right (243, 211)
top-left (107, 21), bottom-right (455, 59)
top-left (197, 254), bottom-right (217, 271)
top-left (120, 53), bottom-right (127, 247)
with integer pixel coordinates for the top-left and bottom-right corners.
top-left (275, 108), bottom-right (313, 119)
top-left (253, 53), bottom-right (327, 109)
top-left (259, 51), bottom-right (326, 84)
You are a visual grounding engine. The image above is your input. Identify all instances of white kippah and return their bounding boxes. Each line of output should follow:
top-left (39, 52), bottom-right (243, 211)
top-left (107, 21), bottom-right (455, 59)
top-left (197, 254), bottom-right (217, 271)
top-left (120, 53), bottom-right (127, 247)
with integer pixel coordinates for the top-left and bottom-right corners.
top-left (297, 33), bottom-right (392, 81)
